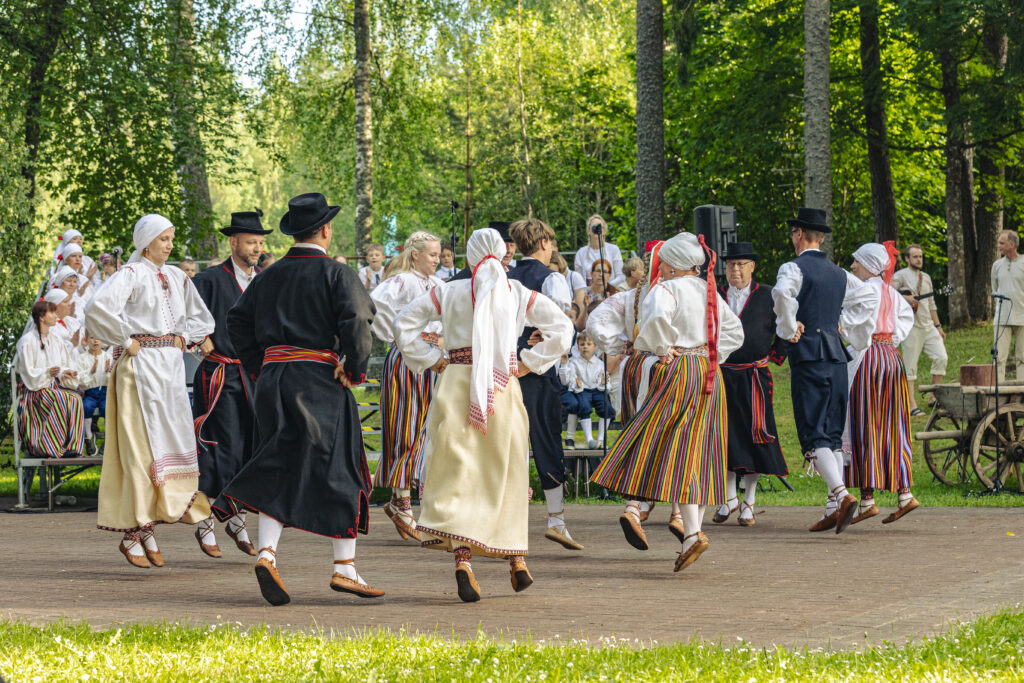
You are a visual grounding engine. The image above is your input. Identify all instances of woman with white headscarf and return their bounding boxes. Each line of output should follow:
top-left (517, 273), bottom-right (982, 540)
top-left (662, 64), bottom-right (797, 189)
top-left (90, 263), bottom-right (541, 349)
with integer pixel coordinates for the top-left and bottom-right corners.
top-left (393, 227), bottom-right (572, 603)
top-left (845, 242), bottom-right (917, 525)
top-left (85, 214), bottom-right (216, 569)
top-left (49, 265), bottom-right (88, 327)
top-left (51, 228), bottom-right (101, 288)
top-left (590, 231), bottom-right (744, 572)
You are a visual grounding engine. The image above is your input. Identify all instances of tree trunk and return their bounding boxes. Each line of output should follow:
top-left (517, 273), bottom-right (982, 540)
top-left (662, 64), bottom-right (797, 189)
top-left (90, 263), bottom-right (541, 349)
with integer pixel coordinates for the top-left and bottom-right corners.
top-left (858, 0), bottom-right (898, 243)
top-left (354, 0), bottom-right (373, 257)
top-left (940, 48), bottom-right (973, 326)
top-left (635, 0), bottom-right (665, 252)
top-left (803, 0), bottom-right (833, 251)
top-left (516, 0), bottom-right (533, 217)
top-left (463, 43), bottom-right (473, 243)
top-left (21, 0), bottom-right (69, 227)
top-left (168, 0), bottom-right (217, 259)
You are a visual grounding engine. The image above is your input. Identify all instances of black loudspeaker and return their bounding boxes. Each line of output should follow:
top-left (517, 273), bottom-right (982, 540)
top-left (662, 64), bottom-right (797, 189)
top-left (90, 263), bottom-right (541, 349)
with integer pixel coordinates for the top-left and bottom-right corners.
top-left (693, 205), bottom-right (737, 278)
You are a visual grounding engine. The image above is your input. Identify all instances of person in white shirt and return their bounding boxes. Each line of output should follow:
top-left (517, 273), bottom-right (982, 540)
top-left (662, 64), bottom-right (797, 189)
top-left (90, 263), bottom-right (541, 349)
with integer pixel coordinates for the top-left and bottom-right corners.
top-left (844, 243), bottom-right (919, 526)
top-left (370, 231), bottom-right (444, 542)
top-left (393, 227), bottom-right (573, 602)
top-left (436, 243), bottom-right (458, 280)
top-left (574, 214), bottom-right (623, 286)
top-left (16, 300), bottom-right (85, 460)
top-left (549, 249), bottom-right (587, 328)
top-left (77, 332), bottom-right (112, 456)
top-left (49, 265), bottom-right (88, 328)
top-left (591, 231), bottom-right (744, 571)
top-left (41, 288), bottom-right (81, 350)
top-left (561, 332), bottom-right (614, 448)
top-left (86, 214), bottom-right (216, 569)
top-left (358, 242), bottom-right (386, 290)
top-left (991, 230), bottom-right (1024, 381)
top-left (892, 244), bottom-right (947, 414)
top-left (51, 228), bottom-right (102, 289)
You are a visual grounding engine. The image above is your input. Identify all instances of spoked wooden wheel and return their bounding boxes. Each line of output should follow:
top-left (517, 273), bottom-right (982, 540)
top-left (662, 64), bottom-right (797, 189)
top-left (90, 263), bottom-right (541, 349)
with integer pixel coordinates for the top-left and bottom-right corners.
top-left (970, 405), bottom-right (1024, 492)
top-left (921, 410), bottom-right (972, 486)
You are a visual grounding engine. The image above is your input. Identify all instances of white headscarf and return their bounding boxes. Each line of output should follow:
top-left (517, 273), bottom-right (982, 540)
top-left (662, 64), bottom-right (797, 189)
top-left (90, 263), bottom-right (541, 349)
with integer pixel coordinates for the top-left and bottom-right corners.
top-left (59, 242), bottom-right (83, 263)
top-left (128, 214), bottom-right (174, 264)
top-left (853, 243), bottom-right (888, 276)
top-left (659, 232), bottom-right (706, 271)
top-left (44, 289), bottom-right (69, 305)
top-left (49, 265), bottom-right (78, 289)
top-left (466, 228), bottom-right (517, 433)
top-left (52, 228), bottom-right (83, 263)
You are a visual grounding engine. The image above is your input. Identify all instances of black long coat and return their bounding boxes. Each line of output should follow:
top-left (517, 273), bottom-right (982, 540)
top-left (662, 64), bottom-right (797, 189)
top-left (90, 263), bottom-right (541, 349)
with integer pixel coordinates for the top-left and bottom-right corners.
top-left (719, 282), bottom-right (788, 476)
top-left (212, 247), bottom-right (377, 538)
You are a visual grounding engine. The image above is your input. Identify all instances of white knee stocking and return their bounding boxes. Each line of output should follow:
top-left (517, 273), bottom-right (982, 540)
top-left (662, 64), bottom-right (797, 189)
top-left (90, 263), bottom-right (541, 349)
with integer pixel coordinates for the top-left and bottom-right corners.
top-left (680, 504), bottom-right (703, 551)
top-left (811, 447), bottom-right (846, 496)
top-left (332, 538), bottom-right (364, 583)
top-left (581, 418), bottom-right (593, 443)
top-left (258, 515), bottom-right (284, 565)
top-left (227, 510), bottom-right (250, 544)
top-left (742, 473), bottom-right (760, 506)
top-left (725, 470), bottom-right (737, 501)
top-left (566, 414), bottom-right (577, 440)
top-left (597, 418), bottom-right (608, 442)
top-left (545, 485), bottom-right (564, 525)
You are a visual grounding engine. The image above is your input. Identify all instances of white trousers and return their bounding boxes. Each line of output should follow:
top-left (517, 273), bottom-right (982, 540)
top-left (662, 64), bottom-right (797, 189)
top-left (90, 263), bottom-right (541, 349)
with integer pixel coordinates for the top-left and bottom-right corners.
top-left (900, 325), bottom-right (948, 381)
top-left (996, 324), bottom-right (1024, 381)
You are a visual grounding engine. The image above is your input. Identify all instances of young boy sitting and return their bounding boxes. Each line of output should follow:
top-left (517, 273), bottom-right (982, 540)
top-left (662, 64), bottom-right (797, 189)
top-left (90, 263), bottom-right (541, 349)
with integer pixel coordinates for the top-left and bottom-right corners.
top-left (437, 244), bottom-right (458, 280)
top-left (76, 332), bottom-right (112, 455)
top-left (359, 243), bottom-right (386, 291)
top-left (564, 331), bottom-right (614, 449)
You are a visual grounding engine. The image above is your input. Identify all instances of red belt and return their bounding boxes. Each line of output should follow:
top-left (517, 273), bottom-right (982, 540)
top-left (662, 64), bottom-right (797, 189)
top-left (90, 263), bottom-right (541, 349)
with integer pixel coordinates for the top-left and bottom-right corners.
top-left (871, 333), bottom-right (894, 345)
top-left (720, 357), bottom-right (775, 444)
top-left (449, 347), bottom-right (472, 365)
top-left (193, 352), bottom-right (244, 447)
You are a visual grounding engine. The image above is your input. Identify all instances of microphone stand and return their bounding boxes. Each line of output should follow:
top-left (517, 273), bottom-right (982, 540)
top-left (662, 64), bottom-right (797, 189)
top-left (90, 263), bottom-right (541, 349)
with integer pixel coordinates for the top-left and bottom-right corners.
top-left (973, 296), bottom-right (1015, 497)
top-left (594, 223), bottom-right (613, 500)
top-left (449, 201), bottom-right (460, 276)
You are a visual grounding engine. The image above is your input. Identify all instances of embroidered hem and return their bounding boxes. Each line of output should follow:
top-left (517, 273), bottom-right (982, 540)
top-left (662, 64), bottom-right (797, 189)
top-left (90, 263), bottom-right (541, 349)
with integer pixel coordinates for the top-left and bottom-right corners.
top-left (96, 490), bottom-right (202, 534)
top-left (418, 525), bottom-right (528, 557)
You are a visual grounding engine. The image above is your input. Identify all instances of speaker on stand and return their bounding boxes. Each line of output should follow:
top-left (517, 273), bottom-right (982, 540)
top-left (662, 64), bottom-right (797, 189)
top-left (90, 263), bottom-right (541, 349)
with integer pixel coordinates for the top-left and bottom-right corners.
top-left (693, 205), bottom-right (738, 278)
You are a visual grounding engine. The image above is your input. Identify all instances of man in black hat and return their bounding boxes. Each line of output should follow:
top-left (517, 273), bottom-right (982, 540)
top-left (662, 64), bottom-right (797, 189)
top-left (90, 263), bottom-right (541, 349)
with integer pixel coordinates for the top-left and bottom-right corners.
top-left (772, 208), bottom-right (874, 535)
top-left (713, 242), bottom-right (788, 528)
top-left (191, 209), bottom-right (273, 558)
top-left (212, 192), bottom-right (383, 605)
top-left (450, 221), bottom-right (517, 280)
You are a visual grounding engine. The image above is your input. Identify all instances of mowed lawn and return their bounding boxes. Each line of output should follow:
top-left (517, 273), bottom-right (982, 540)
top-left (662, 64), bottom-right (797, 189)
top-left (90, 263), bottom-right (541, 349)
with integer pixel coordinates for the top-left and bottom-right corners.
top-left (2, 322), bottom-right (1022, 507)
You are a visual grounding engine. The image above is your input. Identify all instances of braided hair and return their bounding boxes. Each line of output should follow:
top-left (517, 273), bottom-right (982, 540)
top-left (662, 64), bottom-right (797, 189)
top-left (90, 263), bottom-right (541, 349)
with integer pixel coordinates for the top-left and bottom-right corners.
top-left (31, 300), bottom-right (56, 351)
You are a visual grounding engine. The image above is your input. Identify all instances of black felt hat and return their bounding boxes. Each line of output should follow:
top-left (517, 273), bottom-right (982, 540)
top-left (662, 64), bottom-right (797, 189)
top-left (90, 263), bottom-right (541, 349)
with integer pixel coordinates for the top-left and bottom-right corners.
top-left (488, 221), bottom-right (514, 243)
top-left (723, 241), bottom-right (760, 262)
top-left (786, 207), bottom-right (831, 233)
top-left (221, 208), bottom-right (273, 236)
top-left (279, 193), bottom-right (341, 236)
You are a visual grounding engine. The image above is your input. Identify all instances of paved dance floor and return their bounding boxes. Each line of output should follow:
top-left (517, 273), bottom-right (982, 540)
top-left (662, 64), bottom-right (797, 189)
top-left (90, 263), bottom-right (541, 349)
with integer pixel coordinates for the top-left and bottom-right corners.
top-left (2, 503), bottom-right (1022, 649)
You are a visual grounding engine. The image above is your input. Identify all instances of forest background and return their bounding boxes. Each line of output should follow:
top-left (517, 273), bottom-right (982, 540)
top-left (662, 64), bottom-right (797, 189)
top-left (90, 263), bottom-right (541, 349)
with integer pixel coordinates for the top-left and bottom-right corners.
top-left (1, 0), bottom-right (1023, 422)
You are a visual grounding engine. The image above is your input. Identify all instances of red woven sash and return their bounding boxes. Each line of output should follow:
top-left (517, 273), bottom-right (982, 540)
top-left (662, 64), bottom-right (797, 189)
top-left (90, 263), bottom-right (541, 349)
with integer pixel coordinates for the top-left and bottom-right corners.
top-left (193, 352), bottom-right (243, 446)
top-left (262, 345), bottom-right (340, 368)
top-left (720, 357), bottom-right (775, 444)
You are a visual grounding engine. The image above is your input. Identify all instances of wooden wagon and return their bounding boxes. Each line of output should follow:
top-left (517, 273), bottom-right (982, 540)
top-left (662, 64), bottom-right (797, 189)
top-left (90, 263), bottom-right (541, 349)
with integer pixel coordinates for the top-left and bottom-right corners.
top-left (916, 381), bottom-right (1024, 491)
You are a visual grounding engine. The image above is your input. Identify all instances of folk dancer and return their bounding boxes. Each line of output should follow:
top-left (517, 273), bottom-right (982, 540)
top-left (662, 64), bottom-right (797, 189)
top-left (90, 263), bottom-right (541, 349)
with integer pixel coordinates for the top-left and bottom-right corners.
top-left (771, 208), bottom-right (874, 534)
top-left (712, 242), bottom-right (789, 527)
top-left (190, 209), bottom-right (273, 557)
top-left (370, 231), bottom-right (444, 541)
top-left (450, 221), bottom-right (518, 280)
top-left (508, 217), bottom-right (583, 550)
top-left (86, 214), bottom-right (216, 568)
top-left (393, 228), bottom-right (572, 602)
top-left (845, 242), bottom-right (918, 525)
top-left (591, 232), bottom-right (744, 570)
top-left (212, 193), bottom-right (382, 605)
top-left (15, 299), bottom-right (85, 461)
top-left (892, 244), bottom-right (947, 415)
top-left (586, 241), bottom-right (667, 525)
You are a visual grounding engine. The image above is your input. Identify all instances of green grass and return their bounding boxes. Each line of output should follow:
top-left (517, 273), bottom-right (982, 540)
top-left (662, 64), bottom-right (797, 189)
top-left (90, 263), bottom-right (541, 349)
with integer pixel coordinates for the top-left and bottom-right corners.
top-left (4, 322), bottom-right (1022, 507)
top-left (2, 609), bottom-right (1024, 681)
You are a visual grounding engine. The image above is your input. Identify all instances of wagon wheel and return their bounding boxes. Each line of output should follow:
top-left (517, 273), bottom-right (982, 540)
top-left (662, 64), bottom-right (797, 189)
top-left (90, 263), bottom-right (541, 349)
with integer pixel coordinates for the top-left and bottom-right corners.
top-left (970, 405), bottom-right (1024, 492)
top-left (922, 409), bottom-right (972, 486)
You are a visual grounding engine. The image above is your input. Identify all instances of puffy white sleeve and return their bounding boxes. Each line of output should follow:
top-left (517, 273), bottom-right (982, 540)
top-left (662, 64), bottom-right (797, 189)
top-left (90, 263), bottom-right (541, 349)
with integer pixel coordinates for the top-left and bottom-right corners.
top-left (76, 352), bottom-right (97, 389)
top-left (587, 292), bottom-right (629, 356)
top-left (716, 293), bottom-right (745, 360)
top-left (610, 245), bottom-right (624, 283)
top-left (183, 275), bottom-right (215, 344)
top-left (369, 276), bottom-right (405, 343)
top-left (541, 271), bottom-right (573, 313)
top-left (840, 272), bottom-right (878, 352)
top-left (635, 283), bottom-right (678, 357)
top-left (85, 266), bottom-right (137, 349)
top-left (520, 293), bottom-right (573, 375)
top-left (393, 289), bottom-right (444, 373)
top-left (892, 288), bottom-right (915, 346)
top-left (15, 335), bottom-right (53, 391)
top-left (557, 358), bottom-right (574, 387)
top-left (772, 262), bottom-right (802, 341)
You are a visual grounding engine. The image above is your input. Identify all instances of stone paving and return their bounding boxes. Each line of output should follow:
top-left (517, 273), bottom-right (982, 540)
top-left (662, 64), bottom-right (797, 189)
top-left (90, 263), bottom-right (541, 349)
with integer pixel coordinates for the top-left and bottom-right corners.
top-left (1, 502), bottom-right (1022, 650)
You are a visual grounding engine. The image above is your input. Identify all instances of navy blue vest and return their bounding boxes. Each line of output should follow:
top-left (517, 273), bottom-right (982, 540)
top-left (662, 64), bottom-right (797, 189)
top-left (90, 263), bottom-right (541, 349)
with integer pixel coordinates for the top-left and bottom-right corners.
top-left (789, 250), bottom-right (851, 364)
top-left (508, 258), bottom-right (557, 376)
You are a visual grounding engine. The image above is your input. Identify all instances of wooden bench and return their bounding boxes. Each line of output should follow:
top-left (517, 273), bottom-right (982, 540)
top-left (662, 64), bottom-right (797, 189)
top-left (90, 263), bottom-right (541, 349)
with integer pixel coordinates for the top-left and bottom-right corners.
top-left (17, 457), bottom-right (103, 511)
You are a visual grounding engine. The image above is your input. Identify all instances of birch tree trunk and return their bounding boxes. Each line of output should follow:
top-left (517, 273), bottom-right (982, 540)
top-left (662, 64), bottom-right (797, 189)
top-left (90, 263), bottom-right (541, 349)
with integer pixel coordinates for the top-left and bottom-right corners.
top-left (635, 0), bottom-right (664, 252)
top-left (354, 0), bottom-right (373, 257)
top-left (516, 0), bottom-right (533, 217)
top-left (803, 0), bottom-right (833, 250)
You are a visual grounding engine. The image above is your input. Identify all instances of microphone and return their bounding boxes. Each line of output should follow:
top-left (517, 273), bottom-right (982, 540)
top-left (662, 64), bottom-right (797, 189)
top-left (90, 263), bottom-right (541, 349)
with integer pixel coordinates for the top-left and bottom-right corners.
top-left (993, 293), bottom-right (1011, 301)
top-left (450, 200), bottom-right (460, 210)
top-left (590, 222), bottom-right (604, 235)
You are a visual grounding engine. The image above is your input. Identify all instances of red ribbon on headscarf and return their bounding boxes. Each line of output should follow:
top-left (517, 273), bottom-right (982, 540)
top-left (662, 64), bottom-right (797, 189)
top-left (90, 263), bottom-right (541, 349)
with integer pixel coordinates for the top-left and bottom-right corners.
top-left (469, 254), bottom-right (509, 305)
top-left (648, 241), bottom-right (664, 288)
top-left (878, 240), bottom-right (901, 333)
top-left (698, 234), bottom-right (718, 395)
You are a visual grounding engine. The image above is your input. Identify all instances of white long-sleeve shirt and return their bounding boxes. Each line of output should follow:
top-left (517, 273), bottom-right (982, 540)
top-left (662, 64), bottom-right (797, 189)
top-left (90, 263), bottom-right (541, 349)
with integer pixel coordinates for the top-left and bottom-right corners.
top-left (574, 243), bottom-right (624, 285)
top-left (991, 256), bottom-right (1024, 326)
top-left (586, 288), bottom-right (638, 357)
top-left (564, 354), bottom-right (609, 393)
top-left (358, 264), bottom-right (386, 291)
top-left (370, 270), bottom-right (444, 344)
top-left (519, 257), bottom-right (573, 313)
top-left (771, 250), bottom-right (877, 352)
top-left (16, 329), bottom-right (76, 392)
top-left (76, 348), bottom-right (113, 390)
top-left (635, 276), bottom-right (744, 359)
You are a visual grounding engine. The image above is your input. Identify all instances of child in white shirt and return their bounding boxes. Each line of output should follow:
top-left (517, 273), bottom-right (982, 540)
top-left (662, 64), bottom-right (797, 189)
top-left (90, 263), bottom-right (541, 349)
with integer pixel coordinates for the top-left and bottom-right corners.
top-left (436, 244), bottom-right (458, 280)
top-left (358, 243), bottom-right (386, 291)
top-left (562, 332), bottom-right (614, 448)
top-left (77, 332), bottom-right (112, 455)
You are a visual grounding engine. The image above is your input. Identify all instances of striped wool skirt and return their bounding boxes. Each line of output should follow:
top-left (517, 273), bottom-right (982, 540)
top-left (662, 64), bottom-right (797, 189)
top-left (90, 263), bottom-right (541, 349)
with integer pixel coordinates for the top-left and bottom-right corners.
top-left (17, 383), bottom-right (86, 458)
top-left (619, 352), bottom-right (658, 423)
top-left (376, 344), bottom-right (437, 489)
top-left (590, 352), bottom-right (727, 505)
top-left (845, 341), bottom-right (913, 491)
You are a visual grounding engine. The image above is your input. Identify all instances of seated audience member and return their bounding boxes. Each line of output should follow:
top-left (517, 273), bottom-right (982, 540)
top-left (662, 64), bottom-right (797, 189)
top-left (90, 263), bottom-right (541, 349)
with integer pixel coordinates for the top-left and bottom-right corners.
top-left (59, 243), bottom-right (96, 299)
top-left (99, 254), bottom-right (119, 280)
top-left (564, 331), bottom-right (615, 448)
top-left (15, 300), bottom-right (85, 458)
top-left (574, 215), bottom-right (623, 285)
top-left (615, 256), bottom-right (645, 291)
top-left (587, 259), bottom-right (619, 305)
top-left (558, 353), bottom-right (579, 449)
top-left (436, 244), bottom-right (458, 280)
top-left (179, 258), bottom-right (198, 278)
top-left (50, 265), bottom-right (87, 326)
top-left (359, 242), bottom-right (387, 290)
top-left (44, 288), bottom-right (82, 350)
top-left (77, 332), bottom-right (112, 456)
